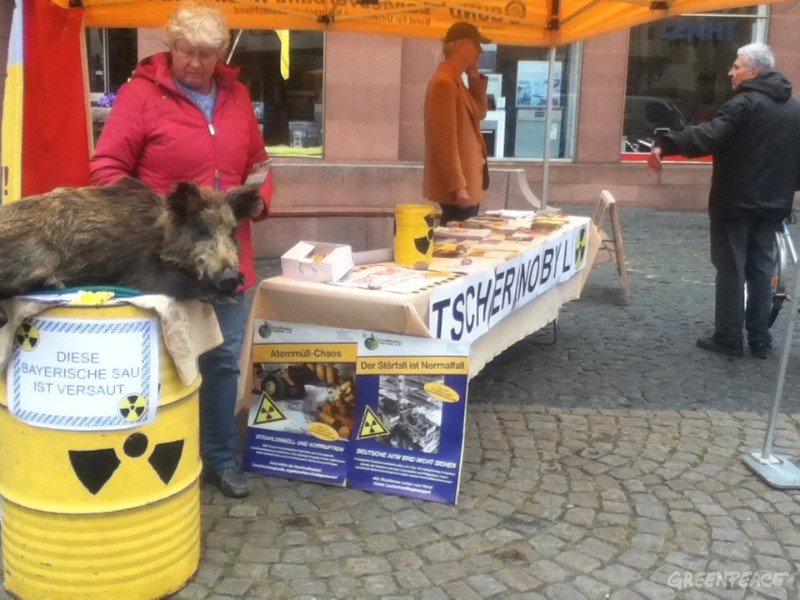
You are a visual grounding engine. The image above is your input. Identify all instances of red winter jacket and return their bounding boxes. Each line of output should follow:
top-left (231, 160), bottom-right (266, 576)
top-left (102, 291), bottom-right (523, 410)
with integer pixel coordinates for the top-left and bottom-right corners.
top-left (90, 52), bottom-right (269, 291)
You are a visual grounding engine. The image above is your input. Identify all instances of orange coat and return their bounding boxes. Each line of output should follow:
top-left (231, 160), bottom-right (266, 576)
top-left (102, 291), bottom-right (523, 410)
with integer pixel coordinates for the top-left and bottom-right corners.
top-left (423, 61), bottom-right (489, 207)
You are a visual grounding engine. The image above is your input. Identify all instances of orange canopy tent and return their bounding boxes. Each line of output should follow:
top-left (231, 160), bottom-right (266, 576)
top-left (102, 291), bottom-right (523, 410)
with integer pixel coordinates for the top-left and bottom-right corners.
top-left (1, 0), bottom-right (784, 203)
top-left (62, 0), bottom-right (775, 46)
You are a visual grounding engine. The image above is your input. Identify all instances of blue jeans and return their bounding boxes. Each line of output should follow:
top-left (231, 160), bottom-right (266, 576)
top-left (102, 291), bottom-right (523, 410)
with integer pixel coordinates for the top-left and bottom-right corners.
top-left (198, 294), bottom-right (248, 472)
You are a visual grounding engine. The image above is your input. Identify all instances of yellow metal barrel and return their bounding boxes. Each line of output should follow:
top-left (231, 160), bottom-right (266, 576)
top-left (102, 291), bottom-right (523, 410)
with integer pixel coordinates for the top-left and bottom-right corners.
top-left (394, 203), bottom-right (435, 267)
top-left (0, 303), bottom-right (202, 599)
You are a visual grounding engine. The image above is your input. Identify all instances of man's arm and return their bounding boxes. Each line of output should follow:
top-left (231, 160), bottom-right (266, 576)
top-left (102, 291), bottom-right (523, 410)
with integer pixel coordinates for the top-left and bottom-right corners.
top-left (664, 96), bottom-right (749, 158)
top-left (648, 96), bottom-right (749, 174)
top-left (465, 66), bottom-right (489, 120)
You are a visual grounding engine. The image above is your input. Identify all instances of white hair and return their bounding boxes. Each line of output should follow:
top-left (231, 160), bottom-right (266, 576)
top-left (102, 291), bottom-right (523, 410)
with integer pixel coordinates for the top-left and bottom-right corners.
top-left (737, 43), bottom-right (775, 74)
top-left (163, 1), bottom-right (230, 53)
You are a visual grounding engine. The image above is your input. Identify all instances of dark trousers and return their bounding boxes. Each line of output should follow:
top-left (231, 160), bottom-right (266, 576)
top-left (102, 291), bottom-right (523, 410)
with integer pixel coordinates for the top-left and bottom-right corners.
top-left (709, 214), bottom-right (781, 347)
top-left (439, 203), bottom-right (479, 226)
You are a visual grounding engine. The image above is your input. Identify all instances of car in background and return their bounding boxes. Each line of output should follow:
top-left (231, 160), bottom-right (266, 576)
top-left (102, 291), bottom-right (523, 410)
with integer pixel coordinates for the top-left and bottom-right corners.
top-left (623, 95), bottom-right (690, 151)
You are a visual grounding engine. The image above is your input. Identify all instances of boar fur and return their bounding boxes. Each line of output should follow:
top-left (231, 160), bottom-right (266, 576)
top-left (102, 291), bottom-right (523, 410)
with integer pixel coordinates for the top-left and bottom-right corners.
top-left (0, 178), bottom-right (263, 305)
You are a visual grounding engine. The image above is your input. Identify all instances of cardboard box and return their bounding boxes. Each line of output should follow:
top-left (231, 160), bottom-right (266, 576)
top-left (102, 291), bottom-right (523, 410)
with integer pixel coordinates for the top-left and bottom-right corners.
top-left (281, 241), bottom-right (354, 283)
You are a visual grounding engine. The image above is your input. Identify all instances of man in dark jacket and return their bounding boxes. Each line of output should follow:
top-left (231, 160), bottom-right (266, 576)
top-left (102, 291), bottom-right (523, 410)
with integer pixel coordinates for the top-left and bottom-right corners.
top-left (648, 43), bottom-right (800, 359)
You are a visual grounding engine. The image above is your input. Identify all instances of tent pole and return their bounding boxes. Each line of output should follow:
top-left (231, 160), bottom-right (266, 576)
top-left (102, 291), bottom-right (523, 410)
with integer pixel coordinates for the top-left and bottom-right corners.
top-left (227, 30), bottom-right (244, 65)
top-left (101, 29), bottom-right (110, 95)
top-left (541, 45), bottom-right (556, 210)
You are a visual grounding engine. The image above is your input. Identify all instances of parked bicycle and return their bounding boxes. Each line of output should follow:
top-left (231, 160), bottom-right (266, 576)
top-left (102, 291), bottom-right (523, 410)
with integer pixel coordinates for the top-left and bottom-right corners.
top-left (768, 213), bottom-right (797, 328)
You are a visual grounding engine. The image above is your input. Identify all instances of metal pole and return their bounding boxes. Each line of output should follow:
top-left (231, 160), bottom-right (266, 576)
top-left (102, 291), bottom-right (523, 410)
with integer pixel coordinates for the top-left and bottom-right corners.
top-left (101, 29), bottom-right (110, 95)
top-left (742, 257), bottom-right (800, 488)
top-left (761, 267), bottom-right (800, 457)
top-left (541, 46), bottom-right (556, 210)
top-left (226, 30), bottom-right (244, 65)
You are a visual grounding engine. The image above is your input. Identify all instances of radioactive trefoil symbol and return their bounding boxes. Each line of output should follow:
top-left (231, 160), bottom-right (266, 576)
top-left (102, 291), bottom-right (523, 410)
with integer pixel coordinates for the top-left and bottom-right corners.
top-left (575, 228), bottom-right (588, 267)
top-left (68, 432), bottom-right (184, 495)
top-left (414, 215), bottom-right (436, 255)
top-left (15, 320), bottom-right (40, 351)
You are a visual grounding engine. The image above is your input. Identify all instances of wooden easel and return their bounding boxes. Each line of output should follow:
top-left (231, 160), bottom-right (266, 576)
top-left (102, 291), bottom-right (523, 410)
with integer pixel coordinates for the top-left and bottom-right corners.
top-left (591, 190), bottom-right (632, 303)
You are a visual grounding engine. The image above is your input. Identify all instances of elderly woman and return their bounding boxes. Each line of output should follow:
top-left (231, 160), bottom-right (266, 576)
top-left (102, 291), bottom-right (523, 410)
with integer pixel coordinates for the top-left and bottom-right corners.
top-left (90, 1), bottom-right (270, 498)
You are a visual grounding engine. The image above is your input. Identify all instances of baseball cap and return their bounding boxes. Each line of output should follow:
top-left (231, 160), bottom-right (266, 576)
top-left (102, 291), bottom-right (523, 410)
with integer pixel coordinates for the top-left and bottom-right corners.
top-left (443, 22), bottom-right (492, 45)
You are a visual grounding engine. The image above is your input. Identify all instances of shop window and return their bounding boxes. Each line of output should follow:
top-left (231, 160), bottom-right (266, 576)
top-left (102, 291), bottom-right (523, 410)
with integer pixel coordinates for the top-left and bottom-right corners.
top-left (232, 31), bottom-right (324, 157)
top-left (480, 44), bottom-right (580, 160)
top-left (86, 29), bottom-right (137, 144)
top-left (86, 29), bottom-right (138, 98)
top-left (622, 6), bottom-right (768, 158)
top-left (85, 29), bottom-right (323, 155)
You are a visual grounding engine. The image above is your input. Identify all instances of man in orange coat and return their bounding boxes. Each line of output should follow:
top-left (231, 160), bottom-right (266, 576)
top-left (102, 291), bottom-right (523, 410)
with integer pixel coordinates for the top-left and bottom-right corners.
top-left (423, 22), bottom-right (490, 225)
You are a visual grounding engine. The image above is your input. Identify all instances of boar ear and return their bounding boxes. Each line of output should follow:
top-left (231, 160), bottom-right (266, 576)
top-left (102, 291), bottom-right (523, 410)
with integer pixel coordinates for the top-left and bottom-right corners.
top-left (167, 182), bottom-right (206, 218)
top-left (225, 184), bottom-right (263, 220)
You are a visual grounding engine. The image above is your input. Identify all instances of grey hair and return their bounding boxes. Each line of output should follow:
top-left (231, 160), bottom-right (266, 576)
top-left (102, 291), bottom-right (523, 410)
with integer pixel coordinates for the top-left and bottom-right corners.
top-left (737, 43), bottom-right (775, 74)
top-left (163, 1), bottom-right (230, 53)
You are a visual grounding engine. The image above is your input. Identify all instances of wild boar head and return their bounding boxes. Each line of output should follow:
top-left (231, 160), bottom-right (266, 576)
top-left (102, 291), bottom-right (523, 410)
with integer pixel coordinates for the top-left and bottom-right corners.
top-left (156, 182), bottom-right (263, 296)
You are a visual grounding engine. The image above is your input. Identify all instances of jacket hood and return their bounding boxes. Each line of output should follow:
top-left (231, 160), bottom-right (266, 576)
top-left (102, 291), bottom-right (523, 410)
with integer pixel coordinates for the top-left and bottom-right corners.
top-left (132, 52), bottom-right (241, 92)
top-left (740, 71), bottom-right (793, 103)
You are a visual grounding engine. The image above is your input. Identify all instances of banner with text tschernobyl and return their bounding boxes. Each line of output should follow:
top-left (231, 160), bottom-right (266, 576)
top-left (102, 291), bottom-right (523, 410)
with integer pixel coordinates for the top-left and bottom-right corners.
top-left (429, 217), bottom-right (590, 344)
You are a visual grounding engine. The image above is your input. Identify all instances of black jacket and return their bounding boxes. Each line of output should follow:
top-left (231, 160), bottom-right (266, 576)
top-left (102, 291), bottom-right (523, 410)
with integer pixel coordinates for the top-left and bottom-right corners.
top-left (658, 71), bottom-right (800, 218)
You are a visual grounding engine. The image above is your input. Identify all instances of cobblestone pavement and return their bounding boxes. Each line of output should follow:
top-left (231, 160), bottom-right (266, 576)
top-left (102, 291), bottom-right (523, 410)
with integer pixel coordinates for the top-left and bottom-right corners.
top-left (4, 208), bottom-right (800, 599)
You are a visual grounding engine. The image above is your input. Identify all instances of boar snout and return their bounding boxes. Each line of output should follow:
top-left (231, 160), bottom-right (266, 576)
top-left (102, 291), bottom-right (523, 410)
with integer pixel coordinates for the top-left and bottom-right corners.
top-left (215, 270), bottom-right (244, 294)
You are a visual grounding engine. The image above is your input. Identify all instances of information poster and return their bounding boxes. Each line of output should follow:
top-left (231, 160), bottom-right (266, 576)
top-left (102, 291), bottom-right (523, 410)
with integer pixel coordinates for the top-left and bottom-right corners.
top-left (243, 322), bottom-right (471, 503)
top-left (243, 321), bottom-right (359, 486)
top-left (348, 331), bottom-right (470, 504)
top-left (516, 60), bottom-right (562, 108)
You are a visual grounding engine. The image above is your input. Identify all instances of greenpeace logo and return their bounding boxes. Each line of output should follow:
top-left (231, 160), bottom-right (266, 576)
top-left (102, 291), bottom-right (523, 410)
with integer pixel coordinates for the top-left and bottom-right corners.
top-left (667, 571), bottom-right (789, 590)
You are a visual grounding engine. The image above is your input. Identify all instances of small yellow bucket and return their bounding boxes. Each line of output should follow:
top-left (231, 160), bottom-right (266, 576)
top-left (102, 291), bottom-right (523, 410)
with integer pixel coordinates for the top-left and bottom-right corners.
top-left (0, 303), bottom-right (202, 600)
top-left (394, 203), bottom-right (436, 267)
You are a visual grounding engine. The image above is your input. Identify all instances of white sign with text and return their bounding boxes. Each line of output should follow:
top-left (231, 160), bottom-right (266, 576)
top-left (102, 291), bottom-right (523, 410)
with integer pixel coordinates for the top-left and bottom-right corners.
top-left (429, 218), bottom-right (589, 344)
top-left (8, 316), bottom-right (160, 431)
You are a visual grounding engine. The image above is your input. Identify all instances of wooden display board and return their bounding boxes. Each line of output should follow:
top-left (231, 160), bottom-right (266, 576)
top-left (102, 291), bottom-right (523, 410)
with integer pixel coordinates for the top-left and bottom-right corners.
top-left (591, 190), bottom-right (632, 304)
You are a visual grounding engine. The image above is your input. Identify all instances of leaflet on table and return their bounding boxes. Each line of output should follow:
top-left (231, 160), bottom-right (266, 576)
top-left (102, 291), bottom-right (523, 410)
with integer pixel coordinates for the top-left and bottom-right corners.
top-left (243, 320), bottom-right (359, 486)
top-left (437, 211), bottom-right (576, 243)
top-left (428, 255), bottom-right (500, 275)
top-left (429, 217), bottom-right (591, 343)
top-left (483, 209), bottom-right (537, 219)
top-left (349, 331), bottom-right (470, 504)
top-left (434, 231), bottom-right (521, 247)
top-left (433, 226), bottom-right (495, 240)
top-left (467, 241), bottom-right (531, 257)
top-left (531, 213), bottom-right (572, 235)
top-left (459, 213), bottom-right (536, 232)
top-left (331, 263), bottom-right (462, 294)
top-left (432, 236), bottom-right (538, 264)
